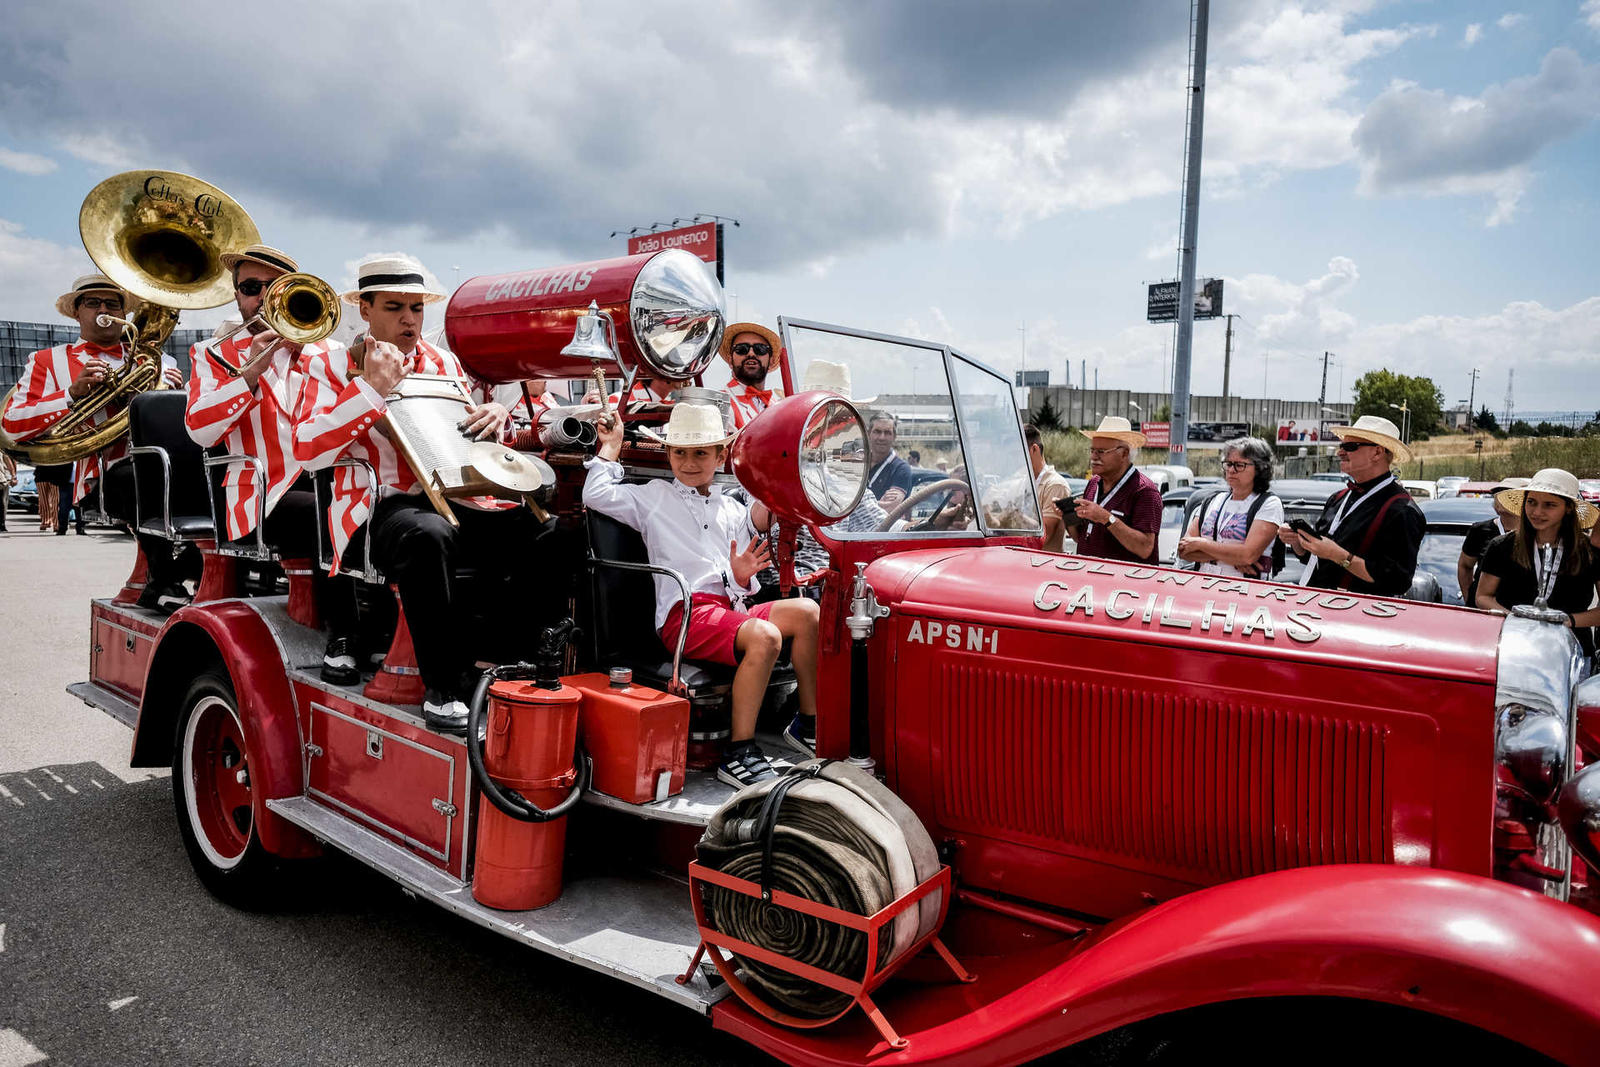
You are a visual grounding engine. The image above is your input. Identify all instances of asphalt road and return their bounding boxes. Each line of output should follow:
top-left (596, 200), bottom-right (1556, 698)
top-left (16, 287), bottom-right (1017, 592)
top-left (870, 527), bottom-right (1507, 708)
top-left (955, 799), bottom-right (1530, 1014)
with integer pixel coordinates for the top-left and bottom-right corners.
top-left (0, 526), bottom-right (754, 1067)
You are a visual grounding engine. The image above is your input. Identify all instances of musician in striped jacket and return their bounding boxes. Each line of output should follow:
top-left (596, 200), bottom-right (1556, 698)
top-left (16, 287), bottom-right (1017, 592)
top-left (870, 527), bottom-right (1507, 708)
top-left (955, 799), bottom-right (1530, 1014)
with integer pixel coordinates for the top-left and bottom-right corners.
top-left (185, 244), bottom-right (360, 683)
top-left (293, 255), bottom-right (561, 732)
top-left (719, 321), bottom-right (783, 429)
top-left (1, 272), bottom-right (188, 606)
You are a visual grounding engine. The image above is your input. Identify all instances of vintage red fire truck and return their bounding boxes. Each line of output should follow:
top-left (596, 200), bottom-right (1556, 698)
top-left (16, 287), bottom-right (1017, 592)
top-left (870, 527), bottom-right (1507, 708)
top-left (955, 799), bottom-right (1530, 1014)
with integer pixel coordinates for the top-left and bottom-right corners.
top-left (72, 249), bottom-right (1600, 1064)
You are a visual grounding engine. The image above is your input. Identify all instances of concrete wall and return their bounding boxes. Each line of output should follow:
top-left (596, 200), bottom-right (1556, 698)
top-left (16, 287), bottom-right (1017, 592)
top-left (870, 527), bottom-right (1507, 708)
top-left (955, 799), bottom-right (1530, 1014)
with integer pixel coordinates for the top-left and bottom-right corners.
top-left (1026, 386), bottom-right (1353, 432)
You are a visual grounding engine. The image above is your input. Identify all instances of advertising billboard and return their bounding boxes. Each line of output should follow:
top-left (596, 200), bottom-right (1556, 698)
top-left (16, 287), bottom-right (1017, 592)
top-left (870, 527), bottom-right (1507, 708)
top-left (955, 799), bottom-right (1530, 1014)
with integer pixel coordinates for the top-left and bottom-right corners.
top-left (1146, 278), bottom-right (1225, 323)
top-left (1014, 370), bottom-right (1050, 388)
top-left (1276, 418), bottom-right (1339, 444)
top-left (627, 221), bottom-right (723, 282)
top-left (1139, 421), bottom-right (1170, 449)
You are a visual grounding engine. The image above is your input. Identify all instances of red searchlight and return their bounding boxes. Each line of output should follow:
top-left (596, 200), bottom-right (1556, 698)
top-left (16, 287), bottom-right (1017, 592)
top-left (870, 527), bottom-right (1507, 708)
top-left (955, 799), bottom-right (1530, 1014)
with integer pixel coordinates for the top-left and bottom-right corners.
top-left (444, 249), bottom-right (725, 384)
top-left (731, 392), bottom-right (868, 527)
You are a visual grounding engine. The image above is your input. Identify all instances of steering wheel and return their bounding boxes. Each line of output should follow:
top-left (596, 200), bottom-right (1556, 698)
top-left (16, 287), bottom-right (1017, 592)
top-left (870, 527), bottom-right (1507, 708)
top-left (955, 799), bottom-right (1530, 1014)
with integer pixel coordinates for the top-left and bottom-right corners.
top-left (876, 477), bottom-right (970, 531)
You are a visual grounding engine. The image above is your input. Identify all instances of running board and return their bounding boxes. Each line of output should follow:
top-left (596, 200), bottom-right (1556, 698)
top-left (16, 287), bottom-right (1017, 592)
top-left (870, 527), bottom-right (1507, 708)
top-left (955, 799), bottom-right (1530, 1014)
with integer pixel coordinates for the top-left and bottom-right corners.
top-left (266, 795), bottom-right (725, 1013)
top-left (583, 736), bottom-right (797, 827)
top-left (67, 681), bottom-right (139, 730)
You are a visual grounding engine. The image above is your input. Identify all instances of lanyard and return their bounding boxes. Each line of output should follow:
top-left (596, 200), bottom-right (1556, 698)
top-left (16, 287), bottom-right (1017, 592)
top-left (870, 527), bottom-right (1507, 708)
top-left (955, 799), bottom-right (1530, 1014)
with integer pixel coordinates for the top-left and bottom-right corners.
top-left (1204, 493), bottom-right (1250, 539)
top-left (870, 454), bottom-right (896, 489)
top-left (1300, 475), bottom-right (1397, 586)
top-left (1085, 465), bottom-right (1137, 537)
top-left (1534, 541), bottom-right (1564, 606)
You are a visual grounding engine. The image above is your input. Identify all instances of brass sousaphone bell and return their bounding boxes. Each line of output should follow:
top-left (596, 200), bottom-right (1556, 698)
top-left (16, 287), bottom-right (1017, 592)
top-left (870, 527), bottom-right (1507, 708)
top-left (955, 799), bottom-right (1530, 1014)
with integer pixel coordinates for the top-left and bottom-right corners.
top-left (0, 170), bottom-right (261, 463)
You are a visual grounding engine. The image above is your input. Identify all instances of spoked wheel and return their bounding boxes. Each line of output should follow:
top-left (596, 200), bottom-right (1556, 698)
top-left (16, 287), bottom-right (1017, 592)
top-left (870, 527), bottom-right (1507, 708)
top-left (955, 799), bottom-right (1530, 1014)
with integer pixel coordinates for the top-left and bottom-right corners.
top-left (172, 671), bottom-right (281, 906)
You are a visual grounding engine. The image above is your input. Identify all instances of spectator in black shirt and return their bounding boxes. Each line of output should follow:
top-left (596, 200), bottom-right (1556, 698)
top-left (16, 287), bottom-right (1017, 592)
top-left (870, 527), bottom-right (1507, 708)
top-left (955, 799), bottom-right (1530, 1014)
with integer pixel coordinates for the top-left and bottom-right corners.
top-left (1280, 415), bottom-right (1423, 596)
top-left (1457, 476), bottom-right (1529, 605)
top-left (1477, 469), bottom-right (1600, 654)
top-left (866, 412), bottom-right (913, 508)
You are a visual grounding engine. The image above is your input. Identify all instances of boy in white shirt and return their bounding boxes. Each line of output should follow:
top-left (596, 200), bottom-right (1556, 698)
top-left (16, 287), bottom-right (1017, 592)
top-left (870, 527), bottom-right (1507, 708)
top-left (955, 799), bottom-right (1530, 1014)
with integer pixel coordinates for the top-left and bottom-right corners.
top-left (583, 403), bottom-right (821, 788)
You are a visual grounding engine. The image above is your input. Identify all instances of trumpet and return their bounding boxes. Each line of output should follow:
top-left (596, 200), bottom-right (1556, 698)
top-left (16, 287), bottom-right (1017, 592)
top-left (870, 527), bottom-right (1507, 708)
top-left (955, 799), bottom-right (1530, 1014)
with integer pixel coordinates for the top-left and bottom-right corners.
top-left (208, 272), bottom-right (341, 377)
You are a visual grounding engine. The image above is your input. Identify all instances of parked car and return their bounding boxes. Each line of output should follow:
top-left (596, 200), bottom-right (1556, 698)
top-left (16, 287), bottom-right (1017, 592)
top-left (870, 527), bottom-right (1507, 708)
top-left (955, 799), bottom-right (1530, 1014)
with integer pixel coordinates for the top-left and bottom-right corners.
top-left (1137, 464), bottom-right (1194, 493)
top-left (1418, 496), bottom-right (1496, 606)
top-left (1453, 481), bottom-right (1504, 498)
top-left (1309, 472), bottom-right (1348, 483)
top-left (1177, 478), bottom-right (1343, 582)
top-left (1436, 475), bottom-right (1469, 499)
top-left (8, 464), bottom-right (37, 513)
top-left (1402, 479), bottom-right (1436, 500)
top-left (1158, 488), bottom-right (1197, 564)
top-left (1580, 479), bottom-right (1600, 505)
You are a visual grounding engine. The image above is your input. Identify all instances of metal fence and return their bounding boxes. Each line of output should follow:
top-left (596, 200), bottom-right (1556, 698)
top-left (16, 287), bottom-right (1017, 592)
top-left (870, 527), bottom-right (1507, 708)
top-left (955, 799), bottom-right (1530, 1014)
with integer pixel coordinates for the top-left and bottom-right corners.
top-left (0, 320), bottom-right (210, 393)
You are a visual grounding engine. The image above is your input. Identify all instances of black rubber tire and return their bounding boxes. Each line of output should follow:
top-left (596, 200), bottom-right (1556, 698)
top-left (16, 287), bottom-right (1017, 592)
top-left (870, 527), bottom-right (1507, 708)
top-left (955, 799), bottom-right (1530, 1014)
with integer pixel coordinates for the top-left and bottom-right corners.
top-left (170, 669), bottom-right (285, 908)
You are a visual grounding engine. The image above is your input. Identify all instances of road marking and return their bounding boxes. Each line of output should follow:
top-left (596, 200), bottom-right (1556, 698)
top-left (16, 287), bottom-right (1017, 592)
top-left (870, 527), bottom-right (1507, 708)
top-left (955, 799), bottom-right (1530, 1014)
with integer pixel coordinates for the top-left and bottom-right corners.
top-left (39, 769), bottom-right (77, 795)
top-left (107, 997), bottom-right (138, 1012)
top-left (0, 784), bottom-right (19, 807)
top-left (0, 923), bottom-right (6, 952)
top-left (0, 1028), bottom-right (48, 1066)
top-left (90, 778), bottom-right (104, 790)
top-left (19, 779), bottom-right (49, 802)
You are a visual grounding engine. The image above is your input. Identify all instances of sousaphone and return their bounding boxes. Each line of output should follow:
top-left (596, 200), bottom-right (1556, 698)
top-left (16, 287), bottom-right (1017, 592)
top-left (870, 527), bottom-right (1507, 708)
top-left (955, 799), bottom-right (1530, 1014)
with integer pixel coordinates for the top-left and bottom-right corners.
top-left (0, 170), bottom-right (260, 463)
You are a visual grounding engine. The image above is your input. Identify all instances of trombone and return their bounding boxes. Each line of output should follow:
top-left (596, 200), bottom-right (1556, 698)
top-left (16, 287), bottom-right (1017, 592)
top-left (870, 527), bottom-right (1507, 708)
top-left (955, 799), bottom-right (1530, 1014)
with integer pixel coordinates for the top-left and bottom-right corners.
top-left (207, 272), bottom-right (341, 377)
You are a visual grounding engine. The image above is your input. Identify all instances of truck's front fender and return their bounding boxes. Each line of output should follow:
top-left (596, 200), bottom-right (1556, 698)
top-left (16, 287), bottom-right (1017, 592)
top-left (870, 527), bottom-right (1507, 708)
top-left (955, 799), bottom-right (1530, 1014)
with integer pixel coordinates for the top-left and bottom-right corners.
top-left (717, 864), bottom-right (1600, 1065)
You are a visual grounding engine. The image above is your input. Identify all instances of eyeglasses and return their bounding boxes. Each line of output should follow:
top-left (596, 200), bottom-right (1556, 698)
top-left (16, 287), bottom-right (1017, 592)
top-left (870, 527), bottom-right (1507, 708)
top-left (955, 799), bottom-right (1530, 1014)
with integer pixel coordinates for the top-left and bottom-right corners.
top-left (731, 342), bottom-right (771, 357)
top-left (1088, 447), bottom-right (1125, 457)
top-left (77, 297), bottom-right (123, 311)
top-left (1222, 460), bottom-right (1252, 472)
top-left (1337, 441), bottom-right (1373, 453)
top-left (236, 279), bottom-right (269, 296)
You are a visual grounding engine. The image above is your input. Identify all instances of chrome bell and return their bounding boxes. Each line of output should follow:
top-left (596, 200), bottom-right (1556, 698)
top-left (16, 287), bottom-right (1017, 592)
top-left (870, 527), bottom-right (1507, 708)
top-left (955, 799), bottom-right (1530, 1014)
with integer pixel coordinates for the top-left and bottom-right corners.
top-left (560, 301), bottom-right (617, 363)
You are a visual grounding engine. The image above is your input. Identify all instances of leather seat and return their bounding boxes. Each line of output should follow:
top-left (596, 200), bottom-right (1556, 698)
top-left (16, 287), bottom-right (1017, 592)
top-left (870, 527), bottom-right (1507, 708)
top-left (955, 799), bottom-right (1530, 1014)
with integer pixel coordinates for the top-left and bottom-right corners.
top-left (127, 390), bottom-right (215, 543)
top-left (585, 510), bottom-right (794, 698)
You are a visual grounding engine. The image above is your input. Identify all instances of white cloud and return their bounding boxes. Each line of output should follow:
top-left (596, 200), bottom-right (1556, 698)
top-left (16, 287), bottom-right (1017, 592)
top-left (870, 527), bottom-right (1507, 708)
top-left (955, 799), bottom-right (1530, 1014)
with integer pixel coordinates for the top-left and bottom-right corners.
top-left (1585, 1), bottom-right (1600, 35)
top-left (0, 149), bottom-right (55, 176)
top-left (1353, 48), bottom-right (1600, 224)
top-left (0, 220), bottom-right (95, 320)
top-left (1496, 13), bottom-right (1526, 31)
top-left (1463, 23), bottom-right (1484, 47)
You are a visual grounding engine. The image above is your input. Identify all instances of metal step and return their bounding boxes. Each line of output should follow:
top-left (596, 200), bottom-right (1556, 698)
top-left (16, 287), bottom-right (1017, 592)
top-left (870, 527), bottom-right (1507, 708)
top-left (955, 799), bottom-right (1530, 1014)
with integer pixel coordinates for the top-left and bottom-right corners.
top-left (67, 681), bottom-right (140, 730)
top-left (265, 795), bottom-right (725, 1013)
top-left (582, 736), bottom-right (800, 827)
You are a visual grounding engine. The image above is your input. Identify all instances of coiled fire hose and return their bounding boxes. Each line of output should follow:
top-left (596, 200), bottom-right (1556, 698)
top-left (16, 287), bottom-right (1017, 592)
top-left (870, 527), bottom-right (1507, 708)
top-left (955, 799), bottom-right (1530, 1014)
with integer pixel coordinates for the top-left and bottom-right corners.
top-left (696, 759), bottom-right (942, 1018)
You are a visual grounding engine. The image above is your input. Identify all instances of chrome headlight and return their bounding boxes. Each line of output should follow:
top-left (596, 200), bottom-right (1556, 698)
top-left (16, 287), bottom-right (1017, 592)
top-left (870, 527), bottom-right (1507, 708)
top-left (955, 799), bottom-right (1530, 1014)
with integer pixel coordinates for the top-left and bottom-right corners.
top-left (1496, 703), bottom-right (1568, 804)
top-left (629, 249), bottom-right (725, 380)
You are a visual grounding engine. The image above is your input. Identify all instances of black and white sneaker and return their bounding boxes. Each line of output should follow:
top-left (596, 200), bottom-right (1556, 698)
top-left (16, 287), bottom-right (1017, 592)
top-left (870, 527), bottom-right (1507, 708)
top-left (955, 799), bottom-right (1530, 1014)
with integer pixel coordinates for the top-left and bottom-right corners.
top-left (716, 741), bottom-right (778, 789)
top-left (781, 713), bottom-right (816, 755)
top-left (423, 688), bottom-right (470, 734)
top-left (321, 635), bottom-right (361, 686)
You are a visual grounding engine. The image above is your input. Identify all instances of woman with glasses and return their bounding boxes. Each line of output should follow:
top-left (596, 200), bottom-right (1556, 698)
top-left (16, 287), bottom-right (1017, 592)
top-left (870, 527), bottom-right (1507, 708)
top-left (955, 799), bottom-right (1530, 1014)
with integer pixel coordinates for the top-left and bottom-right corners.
top-left (1476, 469), bottom-right (1600, 655)
top-left (1177, 436), bottom-right (1282, 578)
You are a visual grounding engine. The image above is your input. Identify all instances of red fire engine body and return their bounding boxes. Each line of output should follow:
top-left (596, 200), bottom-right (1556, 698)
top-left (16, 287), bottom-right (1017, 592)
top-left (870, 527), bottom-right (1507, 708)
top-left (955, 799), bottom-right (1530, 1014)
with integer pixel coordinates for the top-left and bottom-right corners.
top-left (70, 258), bottom-right (1600, 1064)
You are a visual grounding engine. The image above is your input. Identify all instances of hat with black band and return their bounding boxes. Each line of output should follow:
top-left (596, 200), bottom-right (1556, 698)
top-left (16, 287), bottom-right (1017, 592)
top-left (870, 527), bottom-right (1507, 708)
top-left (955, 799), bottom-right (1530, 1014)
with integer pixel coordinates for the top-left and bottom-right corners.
top-left (341, 254), bottom-right (447, 304)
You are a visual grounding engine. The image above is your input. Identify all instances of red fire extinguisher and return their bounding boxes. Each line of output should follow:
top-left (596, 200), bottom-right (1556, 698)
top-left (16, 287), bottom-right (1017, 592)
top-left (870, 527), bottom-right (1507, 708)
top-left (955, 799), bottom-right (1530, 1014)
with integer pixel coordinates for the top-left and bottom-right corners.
top-left (466, 621), bottom-right (590, 911)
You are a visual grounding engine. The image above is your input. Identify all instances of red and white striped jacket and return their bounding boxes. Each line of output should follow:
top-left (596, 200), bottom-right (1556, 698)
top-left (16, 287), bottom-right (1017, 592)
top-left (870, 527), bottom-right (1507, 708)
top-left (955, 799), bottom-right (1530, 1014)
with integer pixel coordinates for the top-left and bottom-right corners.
top-left (185, 333), bottom-right (339, 541)
top-left (0, 340), bottom-right (178, 502)
top-left (725, 379), bottom-right (781, 429)
top-left (293, 339), bottom-right (511, 573)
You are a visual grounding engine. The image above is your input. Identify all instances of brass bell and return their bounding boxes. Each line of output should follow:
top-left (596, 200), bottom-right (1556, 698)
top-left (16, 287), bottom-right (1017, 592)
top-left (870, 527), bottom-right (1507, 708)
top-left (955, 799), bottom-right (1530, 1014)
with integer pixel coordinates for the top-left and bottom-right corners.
top-left (560, 300), bottom-right (617, 363)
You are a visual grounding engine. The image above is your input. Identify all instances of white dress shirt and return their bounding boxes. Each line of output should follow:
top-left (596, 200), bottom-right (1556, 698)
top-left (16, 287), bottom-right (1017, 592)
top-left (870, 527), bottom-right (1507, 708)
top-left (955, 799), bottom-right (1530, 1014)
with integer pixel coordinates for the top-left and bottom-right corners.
top-left (583, 458), bottom-right (758, 630)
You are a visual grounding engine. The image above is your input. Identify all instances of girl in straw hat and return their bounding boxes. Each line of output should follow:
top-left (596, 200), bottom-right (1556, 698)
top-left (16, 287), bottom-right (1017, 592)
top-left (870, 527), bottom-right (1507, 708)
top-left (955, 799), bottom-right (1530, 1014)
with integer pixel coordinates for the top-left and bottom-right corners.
top-left (1477, 468), bottom-right (1600, 654)
top-left (584, 403), bottom-right (821, 788)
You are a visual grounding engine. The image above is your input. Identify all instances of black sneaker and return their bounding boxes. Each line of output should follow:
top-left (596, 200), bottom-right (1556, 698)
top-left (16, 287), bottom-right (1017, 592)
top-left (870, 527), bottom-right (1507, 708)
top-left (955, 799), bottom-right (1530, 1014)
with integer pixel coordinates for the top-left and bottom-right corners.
top-left (716, 741), bottom-right (778, 789)
top-left (321, 635), bottom-right (361, 686)
top-left (423, 688), bottom-right (469, 734)
top-left (136, 580), bottom-right (189, 612)
top-left (782, 713), bottom-right (816, 755)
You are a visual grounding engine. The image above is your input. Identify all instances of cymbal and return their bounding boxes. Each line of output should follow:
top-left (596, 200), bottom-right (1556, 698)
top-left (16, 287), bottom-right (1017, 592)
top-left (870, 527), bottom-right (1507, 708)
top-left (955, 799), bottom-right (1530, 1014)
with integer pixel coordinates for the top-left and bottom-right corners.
top-left (466, 440), bottom-right (546, 493)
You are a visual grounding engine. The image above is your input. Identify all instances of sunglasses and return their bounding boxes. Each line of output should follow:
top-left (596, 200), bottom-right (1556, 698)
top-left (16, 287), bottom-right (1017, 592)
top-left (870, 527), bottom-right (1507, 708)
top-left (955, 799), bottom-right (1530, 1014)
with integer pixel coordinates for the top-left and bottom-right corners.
top-left (1337, 441), bottom-right (1374, 453)
top-left (77, 297), bottom-right (123, 311)
top-left (236, 279), bottom-right (269, 296)
top-left (1222, 460), bottom-right (1252, 472)
top-left (731, 342), bottom-right (771, 357)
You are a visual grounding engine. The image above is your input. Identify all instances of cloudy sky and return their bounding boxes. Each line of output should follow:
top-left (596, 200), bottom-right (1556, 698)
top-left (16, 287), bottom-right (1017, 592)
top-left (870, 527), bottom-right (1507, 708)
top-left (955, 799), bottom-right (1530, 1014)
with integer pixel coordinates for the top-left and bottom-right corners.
top-left (0, 0), bottom-right (1596, 412)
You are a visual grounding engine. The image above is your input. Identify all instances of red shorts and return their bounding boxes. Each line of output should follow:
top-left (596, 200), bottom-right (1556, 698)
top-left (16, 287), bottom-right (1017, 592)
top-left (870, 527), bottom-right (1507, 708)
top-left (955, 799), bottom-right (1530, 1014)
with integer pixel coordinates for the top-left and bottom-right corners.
top-left (660, 593), bottom-right (777, 666)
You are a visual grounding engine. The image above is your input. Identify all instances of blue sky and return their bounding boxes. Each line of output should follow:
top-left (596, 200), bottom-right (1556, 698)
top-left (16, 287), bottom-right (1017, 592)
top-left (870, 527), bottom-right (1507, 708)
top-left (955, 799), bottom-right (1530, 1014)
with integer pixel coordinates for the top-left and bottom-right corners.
top-left (0, 0), bottom-right (1594, 412)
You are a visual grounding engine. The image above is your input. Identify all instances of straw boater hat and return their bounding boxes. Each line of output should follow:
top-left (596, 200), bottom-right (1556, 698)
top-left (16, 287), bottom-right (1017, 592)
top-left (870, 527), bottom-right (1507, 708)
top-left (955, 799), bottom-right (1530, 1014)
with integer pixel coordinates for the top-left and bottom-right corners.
top-left (219, 243), bottom-right (299, 276)
top-left (638, 401), bottom-right (737, 448)
top-left (341, 254), bottom-right (447, 305)
top-left (799, 359), bottom-right (877, 404)
top-left (55, 273), bottom-right (138, 319)
top-left (718, 321), bottom-right (783, 370)
top-left (1329, 414), bottom-right (1412, 464)
top-left (1496, 468), bottom-right (1598, 531)
top-left (1079, 415), bottom-right (1147, 449)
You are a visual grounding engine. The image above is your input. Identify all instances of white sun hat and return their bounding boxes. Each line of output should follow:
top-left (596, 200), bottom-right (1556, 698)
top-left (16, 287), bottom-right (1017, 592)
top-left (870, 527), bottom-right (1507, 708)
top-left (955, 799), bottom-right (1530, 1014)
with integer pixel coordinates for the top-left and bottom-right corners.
top-left (1496, 468), bottom-right (1597, 531)
top-left (1078, 415), bottom-right (1147, 449)
top-left (1330, 414), bottom-right (1411, 464)
top-left (341, 254), bottom-right (447, 304)
top-left (637, 401), bottom-right (737, 447)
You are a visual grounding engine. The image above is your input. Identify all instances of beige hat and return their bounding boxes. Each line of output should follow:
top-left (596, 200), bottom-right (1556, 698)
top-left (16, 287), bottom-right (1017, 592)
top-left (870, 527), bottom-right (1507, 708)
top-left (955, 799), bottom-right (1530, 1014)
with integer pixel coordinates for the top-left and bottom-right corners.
top-left (1079, 415), bottom-right (1146, 449)
top-left (220, 243), bottom-right (298, 275)
top-left (718, 321), bottom-right (782, 369)
top-left (1496, 468), bottom-right (1597, 531)
top-left (341, 254), bottom-right (447, 304)
top-left (638, 401), bottom-right (737, 448)
top-left (1330, 414), bottom-right (1411, 464)
top-left (55, 273), bottom-right (138, 319)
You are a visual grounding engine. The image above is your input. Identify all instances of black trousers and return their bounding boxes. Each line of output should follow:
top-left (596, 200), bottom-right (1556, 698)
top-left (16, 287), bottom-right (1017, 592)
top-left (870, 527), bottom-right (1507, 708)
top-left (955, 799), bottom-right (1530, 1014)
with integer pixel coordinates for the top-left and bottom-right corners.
top-left (101, 460), bottom-right (193, 589)
top-left (344, 495), bottom-right (568, 695)
top-left (231, 485), bottom-right (357, 637)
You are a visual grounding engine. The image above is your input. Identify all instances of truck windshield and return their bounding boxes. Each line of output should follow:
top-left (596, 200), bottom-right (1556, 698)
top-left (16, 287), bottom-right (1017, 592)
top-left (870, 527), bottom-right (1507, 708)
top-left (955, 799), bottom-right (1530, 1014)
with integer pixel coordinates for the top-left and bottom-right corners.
top-left (779, 319), bottom-right (1040, 539)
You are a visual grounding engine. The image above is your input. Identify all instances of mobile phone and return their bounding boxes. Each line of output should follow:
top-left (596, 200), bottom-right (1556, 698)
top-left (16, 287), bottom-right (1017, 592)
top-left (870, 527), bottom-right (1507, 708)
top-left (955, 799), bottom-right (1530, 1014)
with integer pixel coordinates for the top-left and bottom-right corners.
top-left (1053, 495), bottom-right (1077, 516)
top-left (1287, 518), bottom-right (1318, 538)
